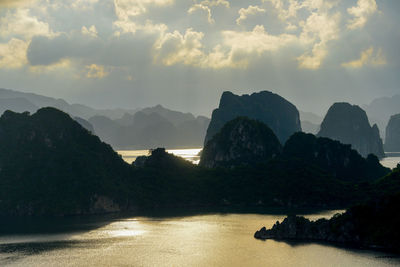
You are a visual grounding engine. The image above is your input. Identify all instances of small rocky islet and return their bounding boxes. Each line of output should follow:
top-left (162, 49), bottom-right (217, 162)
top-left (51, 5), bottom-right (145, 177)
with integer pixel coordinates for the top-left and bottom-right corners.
top-left (255, 172), bottom-right (400, 253)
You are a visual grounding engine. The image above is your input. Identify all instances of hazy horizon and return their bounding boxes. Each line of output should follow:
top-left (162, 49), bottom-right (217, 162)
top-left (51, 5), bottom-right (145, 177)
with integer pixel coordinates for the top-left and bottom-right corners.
top-left (0, 0), bottom-right (399, 117)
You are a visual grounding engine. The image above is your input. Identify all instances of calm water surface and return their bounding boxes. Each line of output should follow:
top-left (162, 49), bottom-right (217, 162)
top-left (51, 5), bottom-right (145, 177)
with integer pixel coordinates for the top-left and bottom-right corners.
top-left (0, 211), bottom-right (399, 267)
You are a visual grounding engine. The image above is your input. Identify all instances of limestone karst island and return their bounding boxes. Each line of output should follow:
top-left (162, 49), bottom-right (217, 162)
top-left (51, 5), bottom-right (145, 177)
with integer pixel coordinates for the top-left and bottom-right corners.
top-left (0, 0), bottom-right (400, 266)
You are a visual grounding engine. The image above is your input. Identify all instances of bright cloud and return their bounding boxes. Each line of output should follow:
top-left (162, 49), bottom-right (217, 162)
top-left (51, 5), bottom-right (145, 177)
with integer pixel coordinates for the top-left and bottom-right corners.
top-left (188, 0), bottom-right (229, 24)
top-left (342, 47), bottom-right (386, 68)
top-left (114, 0), bottom-right (174, 19)
top-left (297, 11), bottom-right (341, 69)
top-left (0, 0), bottom-right (35, 7)
top-left (236, 5), bottom-right (266, 25)
top-left (0, 38), bottom-right (29, 69)
top-left (347, 0), bottom-right (377, 30)
top-left (81, 25), bottom-right (98, 38)
top-left (86, 64), bottom-right (109, 78)
top-left (0, 9), bottom-right (52, 39)
top-left (0, 0), bottom-right (386, 73)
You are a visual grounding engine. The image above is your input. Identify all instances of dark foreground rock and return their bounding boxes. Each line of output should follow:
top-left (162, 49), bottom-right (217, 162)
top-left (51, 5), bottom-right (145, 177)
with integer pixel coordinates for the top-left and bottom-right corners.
top-left (255, 191), bottom-right (400, 253)
top-left (200, 117), bottom-right (282, 168)
top-left (283, 132), bottom-right (390, 182)
top-left (0, 107), bottom-right (132, 216)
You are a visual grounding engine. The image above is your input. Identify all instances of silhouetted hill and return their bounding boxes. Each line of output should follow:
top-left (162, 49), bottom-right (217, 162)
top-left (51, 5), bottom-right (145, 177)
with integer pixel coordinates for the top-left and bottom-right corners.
top-left (74, 117), bottom-right (95, 133)
top-left (0, 88), bottom-right (138, 119)
top-left (204, 91), bottom-right (301, 145)
top-left (141, 104), bottom-right (196, 125)
top-left (117, 111), bottom-right (179, 149)
top-left (363, 94), bottom-right (400, 139)
top-left (0, 108), bottom-right (132, 216)
top-left (284, 132), bottom-right (390, 182)
top-left (0, 97), bottom-right (38, 115)
top-left (0, 109), bottom-right (395, 216)
top-left (88, 115), bottom-right (120, 145)
top-left (318, 103), bottom-right (385, 159)
top-left (200, 117), bottom-right (282, 168)
top-left (385, 114), bottom-right (400, 152)
top-left (89, 107), bottom-right (210, 149)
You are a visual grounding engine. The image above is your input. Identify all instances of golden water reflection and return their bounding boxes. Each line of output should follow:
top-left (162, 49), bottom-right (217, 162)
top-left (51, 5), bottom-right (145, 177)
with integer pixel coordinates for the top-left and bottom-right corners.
top-left (1, 211), bottom-right (400, 266)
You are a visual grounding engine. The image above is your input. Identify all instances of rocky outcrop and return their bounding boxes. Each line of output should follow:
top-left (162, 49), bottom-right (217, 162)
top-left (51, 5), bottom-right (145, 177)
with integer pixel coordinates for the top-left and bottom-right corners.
top-left (318, 103), bottom-right (385, 159)
top-left (134, 148), bottom-right (194, 169)
top-left (204, 91), bottom-right (301, 145)
top-left (0, 107), bottom-right (131, 216)
top-left (385, 114), bottom-right (400, 152)
top-left (255, 192), bottom-right (400, 253)
top-left (200, 117), bottom-right (282, 168)
top-left (283, 132), bottom-right (390, 182)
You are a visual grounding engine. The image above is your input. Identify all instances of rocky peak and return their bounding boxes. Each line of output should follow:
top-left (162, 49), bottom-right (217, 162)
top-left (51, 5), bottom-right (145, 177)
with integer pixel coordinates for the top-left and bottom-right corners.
top-left (204, 91), bottom-right (301, 145)
top-left (318, 102), bottom-right (385, 159)
top-left (200, 117), bottom-right (282, 168)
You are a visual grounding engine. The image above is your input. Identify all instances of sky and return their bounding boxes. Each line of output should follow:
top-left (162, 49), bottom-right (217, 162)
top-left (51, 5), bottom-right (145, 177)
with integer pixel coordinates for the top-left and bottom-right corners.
top-left (0, 0), bottom-right (399, 116)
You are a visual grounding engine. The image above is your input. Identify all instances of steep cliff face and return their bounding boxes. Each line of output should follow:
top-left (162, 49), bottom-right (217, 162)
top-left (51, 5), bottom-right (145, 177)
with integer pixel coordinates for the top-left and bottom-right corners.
top-left (200, 117), bottom-right (282, 168)
top-left (385, 114), bottom-right (400, 152)
top-left (318, 103), bottom-right (385, 159)
top-left (204, 91), bottom-right (301, 145)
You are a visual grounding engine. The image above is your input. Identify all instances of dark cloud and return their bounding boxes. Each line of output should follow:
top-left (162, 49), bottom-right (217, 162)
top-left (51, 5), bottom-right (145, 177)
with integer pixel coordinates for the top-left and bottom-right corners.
top-left (27, 32), bottom-right (155, 67)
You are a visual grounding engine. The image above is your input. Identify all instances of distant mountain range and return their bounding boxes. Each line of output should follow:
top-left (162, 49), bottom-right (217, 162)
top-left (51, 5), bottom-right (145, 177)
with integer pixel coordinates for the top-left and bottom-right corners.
top-left (0, 88), bottom-right (139, 120)
top-left (299, 111), bottom-right (323, 134)
top-left (0, 88), bottom-right (210, 150)
top-left (89, 106), bottom-right (210, 149)
top-left (363, 94), bottom-right (400, 140)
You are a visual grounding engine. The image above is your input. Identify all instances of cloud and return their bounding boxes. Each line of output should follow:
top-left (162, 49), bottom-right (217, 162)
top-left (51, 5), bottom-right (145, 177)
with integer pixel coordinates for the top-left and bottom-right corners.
top-left (27, 31), bottom-right (155, 70)
top-left (0, 38), bottom-right (29, 69)
top-left (85, 64), bottom-right (109, 78)
top-left (82, 25), bottom-right (98, 38)
top-left (342, 47), bottom-right (386, 68)
top-left (188, 0), bottom-right (229, 24)
top-left (188, 4), bottom-right (214, 24)
top-left (236, 5), bottom-right (266, 25)
top-left (297, 11), bottom-right (341, 69)
top-left (114, 0), bottom-right (174, 19)
top-left (154, 28), bottom-right (206, 66)
top-left (222, 25), bottom-right (296, 55)
top-left (71, 0), bottom-right (99, 10)
top-left (113, 0), bottom-right (171, 35)
top-left (154, 25), bottom-right (298, 69)
top-left (0, 0), bottom-right (35, 7)
top-left (347, 0), bottom-right (377, 30)
top-left (0, 9), bottom-right (52, 39)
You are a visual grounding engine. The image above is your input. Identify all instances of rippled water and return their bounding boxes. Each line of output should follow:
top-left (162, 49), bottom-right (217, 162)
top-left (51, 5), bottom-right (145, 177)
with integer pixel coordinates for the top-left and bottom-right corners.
top-left (0, 211), bottom-right (399, 267)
